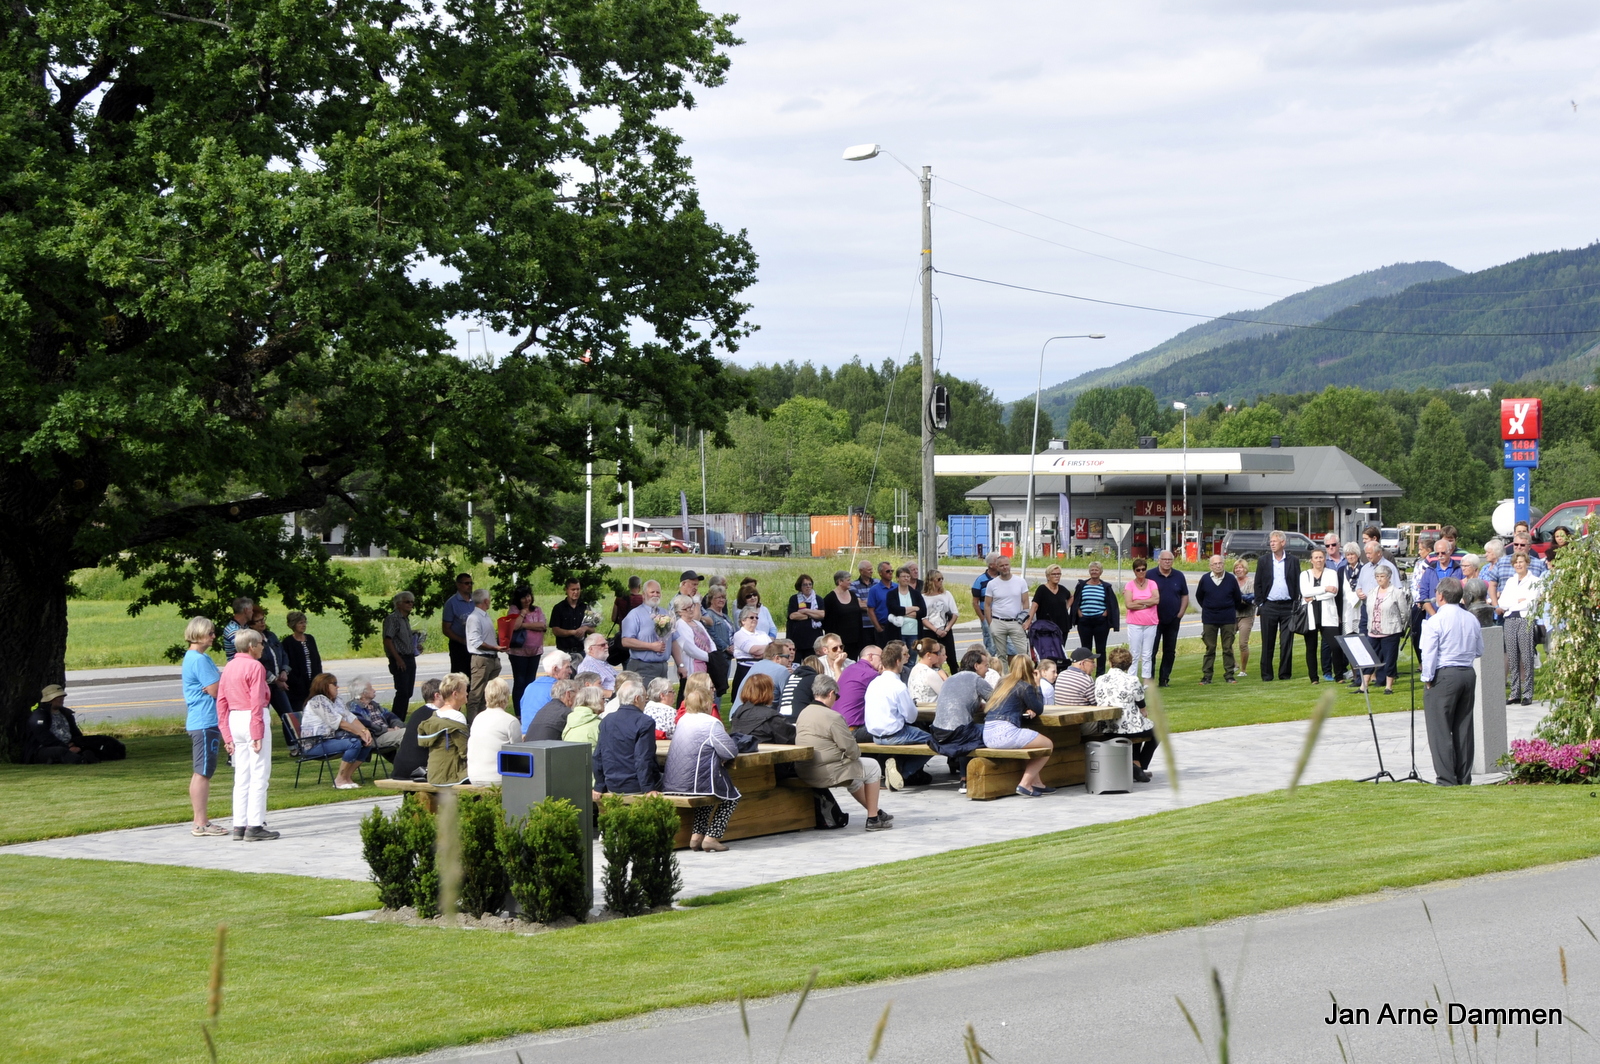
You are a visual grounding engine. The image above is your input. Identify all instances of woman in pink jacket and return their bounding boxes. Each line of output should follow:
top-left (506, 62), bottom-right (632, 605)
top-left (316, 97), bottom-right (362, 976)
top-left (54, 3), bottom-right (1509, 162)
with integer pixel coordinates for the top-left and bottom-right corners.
top-left (217, 629), bottom-right (279, 841)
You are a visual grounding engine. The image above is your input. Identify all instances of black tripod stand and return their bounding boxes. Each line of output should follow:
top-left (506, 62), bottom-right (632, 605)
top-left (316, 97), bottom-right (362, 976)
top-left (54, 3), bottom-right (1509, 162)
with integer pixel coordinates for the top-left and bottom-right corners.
top-left (1338, 634), bottom-right (1395, 783)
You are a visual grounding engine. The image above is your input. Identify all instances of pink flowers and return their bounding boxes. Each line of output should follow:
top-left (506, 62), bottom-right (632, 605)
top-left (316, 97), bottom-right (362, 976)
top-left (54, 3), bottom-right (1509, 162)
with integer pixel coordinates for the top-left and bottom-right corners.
top-left (1503, 738), bottom-right (1600, 783)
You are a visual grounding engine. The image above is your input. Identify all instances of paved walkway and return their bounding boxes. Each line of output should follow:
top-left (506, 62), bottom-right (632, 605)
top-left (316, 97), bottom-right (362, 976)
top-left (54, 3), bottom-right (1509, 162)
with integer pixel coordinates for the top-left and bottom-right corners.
top-left (376, 857), bottom-right (1600, 1064)
top-left (1, 703), bottom-right (1544, 899)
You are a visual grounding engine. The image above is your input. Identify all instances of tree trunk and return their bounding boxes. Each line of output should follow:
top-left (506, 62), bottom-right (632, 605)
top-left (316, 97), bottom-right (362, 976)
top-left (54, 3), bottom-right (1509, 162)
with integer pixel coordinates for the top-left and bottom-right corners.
top-left (0, 550), bottom-right (72, 762)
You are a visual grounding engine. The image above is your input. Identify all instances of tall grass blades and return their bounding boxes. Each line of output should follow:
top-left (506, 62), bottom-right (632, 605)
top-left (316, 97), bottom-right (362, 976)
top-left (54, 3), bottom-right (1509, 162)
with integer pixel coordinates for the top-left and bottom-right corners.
top-left (200, 923), bottom-right (226, 1063)
top-left (1288, 689), bottom-right (1336, 793)
top-left (435, 790), bottom-right (462, 926)
top-left (1144, 687), bottom-right (1180, 793)
top-left (497, 797), bottom-right (589, 923)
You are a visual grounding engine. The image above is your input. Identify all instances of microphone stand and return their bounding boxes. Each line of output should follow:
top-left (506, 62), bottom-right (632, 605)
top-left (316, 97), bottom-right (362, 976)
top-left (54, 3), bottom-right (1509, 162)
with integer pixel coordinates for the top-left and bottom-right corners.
top-left (1398, 625), bottom-right (1424, 783)
top-left (1341, 633), bottom-right (1395, 784)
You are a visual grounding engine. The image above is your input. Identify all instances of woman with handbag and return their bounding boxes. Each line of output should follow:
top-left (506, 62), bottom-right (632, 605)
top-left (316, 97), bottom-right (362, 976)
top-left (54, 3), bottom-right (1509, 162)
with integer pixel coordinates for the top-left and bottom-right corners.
top-left (1298, 549), bottom-right (1341, 684)
top-left (501, 585), bottom-right (546, 711)
top-left (662, 687), bottom-right (742, 851)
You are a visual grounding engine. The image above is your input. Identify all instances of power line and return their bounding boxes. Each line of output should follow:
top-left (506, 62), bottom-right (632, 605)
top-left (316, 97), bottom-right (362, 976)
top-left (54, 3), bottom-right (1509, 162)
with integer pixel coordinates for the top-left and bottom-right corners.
top-left (935, 202), bottom-right (1288, 299)
top-left (934, 268), bottom-right (1600, 338)
top-left (936, 174), bottom-right (1323, 285)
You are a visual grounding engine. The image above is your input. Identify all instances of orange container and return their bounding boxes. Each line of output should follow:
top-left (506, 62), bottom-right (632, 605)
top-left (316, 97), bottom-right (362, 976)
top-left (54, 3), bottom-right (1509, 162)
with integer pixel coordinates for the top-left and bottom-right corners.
top-left (810, 514), bottom-right (876, 557)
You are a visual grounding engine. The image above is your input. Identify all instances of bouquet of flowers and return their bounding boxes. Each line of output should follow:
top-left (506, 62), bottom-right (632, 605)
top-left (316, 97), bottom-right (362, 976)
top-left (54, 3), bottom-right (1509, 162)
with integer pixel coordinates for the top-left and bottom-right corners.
top-left (653, 611), bottom-right (674, 634)
top-left (582, 608), bottom-right (603, 630)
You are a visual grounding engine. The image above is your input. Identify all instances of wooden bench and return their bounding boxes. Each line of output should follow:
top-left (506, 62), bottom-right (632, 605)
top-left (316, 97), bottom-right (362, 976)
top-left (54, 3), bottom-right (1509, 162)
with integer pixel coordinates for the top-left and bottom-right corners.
top-left (374, 778), bottom-right (497, 813)
top-left (619, 793), bottom-right (718, 808)
top-left (649, 741), bottom-right (817, 848)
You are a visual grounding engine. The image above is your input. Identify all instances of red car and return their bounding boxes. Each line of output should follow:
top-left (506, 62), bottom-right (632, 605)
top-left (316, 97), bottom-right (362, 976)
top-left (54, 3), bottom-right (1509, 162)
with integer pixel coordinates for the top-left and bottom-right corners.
top-left (1530, 498), bottom-right (1600, 556)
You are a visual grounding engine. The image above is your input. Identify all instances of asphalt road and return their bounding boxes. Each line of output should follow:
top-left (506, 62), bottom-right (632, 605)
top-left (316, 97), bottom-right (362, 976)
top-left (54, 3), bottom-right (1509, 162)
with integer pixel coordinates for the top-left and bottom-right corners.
top-left (379, 858), bottom-right (1600, 1064)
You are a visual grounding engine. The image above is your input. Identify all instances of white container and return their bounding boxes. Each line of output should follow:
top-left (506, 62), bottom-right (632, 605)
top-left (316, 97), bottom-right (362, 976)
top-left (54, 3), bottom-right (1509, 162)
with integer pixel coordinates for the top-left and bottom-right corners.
top-left (1086, 738), bottom-right (1134, 794)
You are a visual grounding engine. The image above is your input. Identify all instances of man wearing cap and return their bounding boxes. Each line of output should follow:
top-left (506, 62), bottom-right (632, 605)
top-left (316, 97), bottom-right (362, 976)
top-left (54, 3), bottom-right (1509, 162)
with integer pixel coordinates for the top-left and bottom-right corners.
top-left (1054, 648), bottom-right (1098, 706)
top-left (25, 684), bottom-right (125, 764)
top-left (678, 570), bottom-right (702, 599)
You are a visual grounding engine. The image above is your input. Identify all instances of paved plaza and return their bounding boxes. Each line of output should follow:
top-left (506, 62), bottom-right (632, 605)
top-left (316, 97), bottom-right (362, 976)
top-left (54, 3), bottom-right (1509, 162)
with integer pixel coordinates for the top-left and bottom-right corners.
top-left (2, 701), bottom-right (1544, 900)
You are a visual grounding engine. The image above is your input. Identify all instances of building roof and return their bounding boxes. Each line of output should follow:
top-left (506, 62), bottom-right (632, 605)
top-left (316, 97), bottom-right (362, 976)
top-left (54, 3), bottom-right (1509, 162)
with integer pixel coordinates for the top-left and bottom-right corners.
top-left (965, 446), bottom-right (1401, 500)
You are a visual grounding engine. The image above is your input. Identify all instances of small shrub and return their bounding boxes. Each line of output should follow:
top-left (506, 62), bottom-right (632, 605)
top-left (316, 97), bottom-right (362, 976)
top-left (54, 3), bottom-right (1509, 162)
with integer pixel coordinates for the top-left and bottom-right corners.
top-left (1536, 529), bottom-right (1600, 743)
top-left (457, 790), bottom-right (510, 918)
top-left (598, 794), bottom-right (681, 916)
top-left (1500, 738), bottom-right (1600, 783)
top-left (360, 794), bottom-right (433, 910)
top-left (498, 797), bottom-right (589, 923)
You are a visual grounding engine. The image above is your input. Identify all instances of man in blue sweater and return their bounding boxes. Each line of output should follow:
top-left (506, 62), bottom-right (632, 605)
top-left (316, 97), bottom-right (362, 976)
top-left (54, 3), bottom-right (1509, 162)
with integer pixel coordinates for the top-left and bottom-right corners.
top-left (1194, 554), bottom-right (1245, 685)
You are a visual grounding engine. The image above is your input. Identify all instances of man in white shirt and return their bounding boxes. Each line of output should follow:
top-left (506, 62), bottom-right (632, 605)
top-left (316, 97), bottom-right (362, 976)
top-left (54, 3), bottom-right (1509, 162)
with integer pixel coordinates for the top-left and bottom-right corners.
top-left (1421, 579), bottom-right (1484, 786)
top-left (464, 588), bottom-right (503, 717)
top-left (862, 641), bottom-right (933, 789)
top-left (982, 556), bottom-right (1032, 670)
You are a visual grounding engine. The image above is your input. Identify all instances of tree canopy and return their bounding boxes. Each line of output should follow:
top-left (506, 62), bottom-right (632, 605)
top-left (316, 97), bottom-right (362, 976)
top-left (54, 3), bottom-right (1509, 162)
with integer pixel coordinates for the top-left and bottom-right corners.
top-left (0, 0), bottom-right (758, 757)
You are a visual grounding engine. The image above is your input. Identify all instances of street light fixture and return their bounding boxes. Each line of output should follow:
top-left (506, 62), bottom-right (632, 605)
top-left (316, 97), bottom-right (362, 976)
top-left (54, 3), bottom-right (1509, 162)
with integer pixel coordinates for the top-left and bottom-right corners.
top-left (1021, 333), bottom-right (1106, 582)
top-left (844, 142), bottom-right (937, 576)
top-left (1174, 401), bottom-right (1189, 556)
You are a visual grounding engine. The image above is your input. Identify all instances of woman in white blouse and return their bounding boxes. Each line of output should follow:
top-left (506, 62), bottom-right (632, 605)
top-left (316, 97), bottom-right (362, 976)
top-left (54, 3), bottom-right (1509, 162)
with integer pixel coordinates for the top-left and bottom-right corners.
top-left (730, 607), bottom-right (770, 693)
top-left (1496, 552), bottom-right (1542, 705)
top-left (1299, 548), bottom-right (1342, 684)
top-left (467, 677), bottom-right (522, 783)
top-left (907, 638), bottom-right (947, 704)
top-left (921, 570), bottom-right (960, 663)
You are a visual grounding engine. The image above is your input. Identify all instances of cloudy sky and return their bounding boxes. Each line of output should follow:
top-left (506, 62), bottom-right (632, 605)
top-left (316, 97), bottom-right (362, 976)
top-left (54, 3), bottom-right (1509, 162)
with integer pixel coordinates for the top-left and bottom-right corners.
top-left (636, 0), bottom-right (1600, 402)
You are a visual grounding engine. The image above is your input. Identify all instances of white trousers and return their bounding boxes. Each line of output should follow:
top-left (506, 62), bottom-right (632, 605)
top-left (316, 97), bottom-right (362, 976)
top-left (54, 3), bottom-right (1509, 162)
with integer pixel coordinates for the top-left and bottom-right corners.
top-left (1127, 624), bottom-right (1157, 680)
top-left (229, 710), bottom-right (272, 828)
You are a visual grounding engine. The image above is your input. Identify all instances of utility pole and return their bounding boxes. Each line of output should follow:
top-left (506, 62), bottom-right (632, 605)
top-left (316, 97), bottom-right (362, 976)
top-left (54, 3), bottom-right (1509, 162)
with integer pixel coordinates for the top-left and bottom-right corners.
top-left (919, 164), bottom-right (936, 577)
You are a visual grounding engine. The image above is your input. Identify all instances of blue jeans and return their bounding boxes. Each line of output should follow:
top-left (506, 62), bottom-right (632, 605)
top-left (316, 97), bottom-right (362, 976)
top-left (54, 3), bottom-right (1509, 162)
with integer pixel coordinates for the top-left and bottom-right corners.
top-left (301, 734), bottom-right (372, 763)
top-left (980, 617), bottom-right (996, 655)
top-left (873, 724), bottom-right (932, 779)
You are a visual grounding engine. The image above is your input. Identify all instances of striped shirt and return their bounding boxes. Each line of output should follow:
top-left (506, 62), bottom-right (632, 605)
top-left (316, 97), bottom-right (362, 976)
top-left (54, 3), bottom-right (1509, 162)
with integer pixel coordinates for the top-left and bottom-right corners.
top-left (1055, 666), bottom-right (1097, 706)
top-left (1076, 582), bottom-right (1108, 617)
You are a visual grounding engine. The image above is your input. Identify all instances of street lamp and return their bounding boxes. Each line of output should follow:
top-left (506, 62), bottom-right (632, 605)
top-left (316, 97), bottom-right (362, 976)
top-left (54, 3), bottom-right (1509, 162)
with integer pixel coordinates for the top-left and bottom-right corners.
top-left (1174, 401), bottom-right (1189, 557)
top-left (1021, 333), bottom-right (1106, 583)
top-left (843, 143), bottom-right (937, 576)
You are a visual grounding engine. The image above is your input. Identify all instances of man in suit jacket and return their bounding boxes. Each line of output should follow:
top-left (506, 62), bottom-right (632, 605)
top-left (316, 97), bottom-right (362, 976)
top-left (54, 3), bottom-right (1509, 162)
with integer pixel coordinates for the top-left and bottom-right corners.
top-left (1253, 531), bottom-right (1302, 681)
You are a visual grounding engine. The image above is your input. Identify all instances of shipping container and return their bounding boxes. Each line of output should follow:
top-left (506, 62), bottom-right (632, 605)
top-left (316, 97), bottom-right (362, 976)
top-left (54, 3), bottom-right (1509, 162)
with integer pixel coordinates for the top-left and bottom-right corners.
top-left (761, 514), bottom-right (813, 553)
top-left (810, 514), bottom-right (878, 557)
top-left (945, 514), bottom-right (993, 558)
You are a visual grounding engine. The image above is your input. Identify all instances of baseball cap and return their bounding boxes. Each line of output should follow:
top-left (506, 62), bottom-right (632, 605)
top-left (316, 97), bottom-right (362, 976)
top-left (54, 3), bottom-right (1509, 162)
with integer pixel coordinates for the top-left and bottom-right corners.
top-left (679, 570), bottom-right (702, 582)
top-left (1069, 648), bottom-right (1096, 663)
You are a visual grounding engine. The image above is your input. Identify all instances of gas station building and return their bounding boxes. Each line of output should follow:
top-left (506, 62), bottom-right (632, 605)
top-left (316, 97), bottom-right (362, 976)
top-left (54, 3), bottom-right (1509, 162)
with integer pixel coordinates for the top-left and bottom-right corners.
top-left (942, 445), bottom-right (1402, 560)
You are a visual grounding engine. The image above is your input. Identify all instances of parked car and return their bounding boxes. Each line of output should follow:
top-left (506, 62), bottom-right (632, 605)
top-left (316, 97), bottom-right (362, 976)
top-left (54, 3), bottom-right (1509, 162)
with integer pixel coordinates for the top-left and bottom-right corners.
top-left (1218, 530), bottom-right (1320, 561)
top-left (544, 535), bottom-right (566, 551)
top-left (1531, 498), bottom-right (1600, 557)
top-left (641, 532), bottom-right (696, 554)
top-left (730, 532), bottom-right (793, 557)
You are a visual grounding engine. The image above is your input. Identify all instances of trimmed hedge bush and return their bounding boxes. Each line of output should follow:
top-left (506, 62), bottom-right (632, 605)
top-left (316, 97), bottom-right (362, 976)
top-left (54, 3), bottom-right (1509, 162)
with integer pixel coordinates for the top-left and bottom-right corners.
top-left (598, 794), bottom-right (682, 916)
top-left (498, 797), bottom-right (589, 923)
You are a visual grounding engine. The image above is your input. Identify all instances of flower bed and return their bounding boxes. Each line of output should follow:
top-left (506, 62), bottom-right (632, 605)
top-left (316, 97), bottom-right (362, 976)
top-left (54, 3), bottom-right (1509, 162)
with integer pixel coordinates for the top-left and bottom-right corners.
top-left (1500, 738), bottom-right (1600, 784)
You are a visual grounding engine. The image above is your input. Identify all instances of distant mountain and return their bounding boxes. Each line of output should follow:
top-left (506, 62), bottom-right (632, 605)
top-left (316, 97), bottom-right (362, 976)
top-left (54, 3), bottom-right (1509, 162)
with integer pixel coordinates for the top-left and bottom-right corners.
top-left (1118, 243), bottom-right (1600, 402)
top-left (1033, 261), bottom-right (1463, 423)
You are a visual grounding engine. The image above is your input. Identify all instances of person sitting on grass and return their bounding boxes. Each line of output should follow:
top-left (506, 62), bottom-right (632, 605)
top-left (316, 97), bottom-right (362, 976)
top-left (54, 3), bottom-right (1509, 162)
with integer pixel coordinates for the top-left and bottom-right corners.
top-left (863, 640), bottom-right (935, 790)
top-left (728, 672), bottom-right (797, 745)
top-left (216, 629), bottom-right (278, 841)
top-left (467, 677), bottom-right (523, 784)
top-left (794, 674), bottom-right (892, 830)
top-left (591, 679), bottom-right (662, 799)
top-left (643, 676), bottom-right (680, 738)
top-left (298, 673), bottom-right (375, 790)
top-left (662, 688), bottom-right (741, 852)
top-left (1054, 647), bottom-right (1099, 706)
top-left (25, 683), bottom-right (125, 765)
top-left (1093, 645), bottom-right (1158, 784)
top-left (393, 678), bottom-right (442, 782)
top-left (344, 676), bottom-right (404, 756)
top-left (982, 656), bottom-right (1055, 798)
top-left (415, 672), bottom-right (470, 785)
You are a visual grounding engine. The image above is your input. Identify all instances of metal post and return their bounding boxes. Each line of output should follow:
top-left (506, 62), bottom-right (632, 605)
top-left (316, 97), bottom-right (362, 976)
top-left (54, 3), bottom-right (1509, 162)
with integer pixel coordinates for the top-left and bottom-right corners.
top-left (920, 164), bottom-right (936, 578)
top-left (585, 428), bottom-right (593, 547)
top-left (1163, 475), bottom-right (1172, 553)
top-left (1181, 408), bottom-right (1188, 548)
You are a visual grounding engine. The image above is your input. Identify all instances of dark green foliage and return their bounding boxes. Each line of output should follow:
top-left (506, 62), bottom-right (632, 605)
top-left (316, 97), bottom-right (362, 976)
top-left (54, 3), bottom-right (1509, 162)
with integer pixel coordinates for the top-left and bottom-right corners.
top-left (598, 794), bottom-right (682, 916)
top-left (359, 794), bottom-right (435, 912)
top-left (457, 791), bottom-right (510, 920)
top-left (1, 0), bottom-right (759, 759)
top-left (1120, 245), bottom-right (1600, 402)
top-left (497, 798), bottom-right (590, 924)
top-left (1073, 387), bottom-right (1166, 439)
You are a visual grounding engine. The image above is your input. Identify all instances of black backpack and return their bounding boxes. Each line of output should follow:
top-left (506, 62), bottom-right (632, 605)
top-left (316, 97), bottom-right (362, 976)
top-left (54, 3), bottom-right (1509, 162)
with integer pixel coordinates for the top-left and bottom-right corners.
top-left (811, 787), bottom-right (849, 829)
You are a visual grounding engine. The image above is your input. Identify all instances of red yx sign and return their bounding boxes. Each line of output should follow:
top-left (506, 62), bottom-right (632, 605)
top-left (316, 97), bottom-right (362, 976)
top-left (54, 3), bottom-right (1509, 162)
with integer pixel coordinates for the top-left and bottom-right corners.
top-left (1500, 398), bottom-right (1542, 440)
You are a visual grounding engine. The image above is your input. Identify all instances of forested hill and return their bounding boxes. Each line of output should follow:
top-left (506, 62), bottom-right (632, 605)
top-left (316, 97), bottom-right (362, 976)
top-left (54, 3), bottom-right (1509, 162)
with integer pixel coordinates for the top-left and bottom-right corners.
top-left (1121, 243), bottom-right (1600, 402)
top-left (1035, 260), bottom-right (1462, 423)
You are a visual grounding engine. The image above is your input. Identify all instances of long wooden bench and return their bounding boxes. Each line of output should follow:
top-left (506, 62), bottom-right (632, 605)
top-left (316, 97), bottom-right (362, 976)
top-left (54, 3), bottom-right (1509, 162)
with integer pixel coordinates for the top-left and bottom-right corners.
top-left (650, 741), bottom-right (817, 848)
top-left (374, 778), bottom-right (497, 813)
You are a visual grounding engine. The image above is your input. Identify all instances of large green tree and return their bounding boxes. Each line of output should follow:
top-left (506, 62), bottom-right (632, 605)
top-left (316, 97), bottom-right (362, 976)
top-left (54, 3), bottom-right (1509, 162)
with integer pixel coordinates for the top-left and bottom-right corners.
top-left (0, 0), bottom-right (758, 757)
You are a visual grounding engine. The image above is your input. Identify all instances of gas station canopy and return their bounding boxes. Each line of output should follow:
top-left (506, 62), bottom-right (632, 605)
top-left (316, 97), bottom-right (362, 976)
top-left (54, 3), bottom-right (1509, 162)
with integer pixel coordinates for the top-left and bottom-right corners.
top-left (934, 451), bottom-right (1296, 478)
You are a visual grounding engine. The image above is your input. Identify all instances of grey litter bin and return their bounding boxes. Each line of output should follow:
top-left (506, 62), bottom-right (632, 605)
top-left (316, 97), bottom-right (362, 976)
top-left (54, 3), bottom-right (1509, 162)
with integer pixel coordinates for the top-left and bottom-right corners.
top-left (1086, 738), bottom-right (1134, 794)
top-left (497, 741), bottom-right (594, 913)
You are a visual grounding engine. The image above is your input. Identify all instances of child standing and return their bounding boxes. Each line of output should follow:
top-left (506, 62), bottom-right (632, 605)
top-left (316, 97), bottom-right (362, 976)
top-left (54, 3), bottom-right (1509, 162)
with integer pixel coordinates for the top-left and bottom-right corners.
top-left (217, 628), bottom-right (279, 841)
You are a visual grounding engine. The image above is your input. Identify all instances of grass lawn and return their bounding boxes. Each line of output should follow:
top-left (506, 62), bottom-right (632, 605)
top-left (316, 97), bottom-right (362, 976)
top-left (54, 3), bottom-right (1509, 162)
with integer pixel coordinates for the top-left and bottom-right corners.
top-left (0, 735), bottom-right (380, 846)
top-left (4, 782), bottom-right (1599, 1063)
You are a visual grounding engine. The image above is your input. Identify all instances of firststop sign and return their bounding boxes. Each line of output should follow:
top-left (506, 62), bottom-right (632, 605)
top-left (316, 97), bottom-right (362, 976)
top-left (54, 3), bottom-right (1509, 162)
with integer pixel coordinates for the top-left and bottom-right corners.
top-left (1501, 398), bottom-right (1542, 441)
